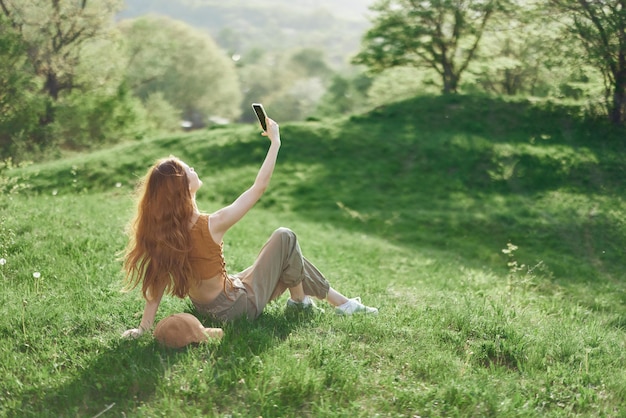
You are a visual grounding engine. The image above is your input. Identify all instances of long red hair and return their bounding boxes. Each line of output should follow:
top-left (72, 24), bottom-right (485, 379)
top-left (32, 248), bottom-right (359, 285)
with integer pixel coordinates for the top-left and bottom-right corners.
top-left (123, 157), bottom-right (197, 300)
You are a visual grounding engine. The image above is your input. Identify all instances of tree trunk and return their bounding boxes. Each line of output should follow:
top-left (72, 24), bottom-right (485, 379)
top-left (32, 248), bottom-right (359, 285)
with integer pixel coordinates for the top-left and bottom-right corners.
top-left (36, 70), bottom-right (60, 127)
top-left (442, 63), bottom-right (459, 94)
top-left (44, 71), bottom-right (60, 101)
top-left (609, 51), bottom-right (626, 124)
top-left (609, 86), bottom-right (625, 124)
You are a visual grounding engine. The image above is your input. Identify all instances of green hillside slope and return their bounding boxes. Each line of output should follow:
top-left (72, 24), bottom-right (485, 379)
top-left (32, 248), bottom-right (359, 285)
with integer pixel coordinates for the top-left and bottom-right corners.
top-left (3, 95), bottom-right (625, 417)
top-left (16, 95), bottom-right (626, 281)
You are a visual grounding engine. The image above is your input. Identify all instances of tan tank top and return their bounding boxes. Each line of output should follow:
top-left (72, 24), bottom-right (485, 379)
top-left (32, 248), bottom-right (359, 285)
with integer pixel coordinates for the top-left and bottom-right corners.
top-left (189, 214), bottom-right (227, 281)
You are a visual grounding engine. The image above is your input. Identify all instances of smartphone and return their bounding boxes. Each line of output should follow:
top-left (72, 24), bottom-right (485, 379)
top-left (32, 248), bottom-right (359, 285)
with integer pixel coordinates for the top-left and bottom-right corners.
top-left (251, 103), bottom-right (267, 131)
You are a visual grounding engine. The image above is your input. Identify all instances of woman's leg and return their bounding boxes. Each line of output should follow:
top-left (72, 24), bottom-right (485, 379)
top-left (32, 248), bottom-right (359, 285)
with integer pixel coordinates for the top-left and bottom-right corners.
top-left (238, 227), bottom-right (377, 316)
top-left (325, 287), bottom-right (349, 307)
top-left (237, 227), bottom-right (330, 318)
top-left (288, 283), bottom-right (306, 302)
top-left (320, 287), bottom-right (378, 314)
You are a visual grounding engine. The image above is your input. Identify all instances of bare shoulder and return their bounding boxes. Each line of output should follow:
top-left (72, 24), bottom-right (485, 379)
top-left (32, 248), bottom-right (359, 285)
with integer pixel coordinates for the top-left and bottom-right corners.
top-left (207, 212), bottom-right (226, 244)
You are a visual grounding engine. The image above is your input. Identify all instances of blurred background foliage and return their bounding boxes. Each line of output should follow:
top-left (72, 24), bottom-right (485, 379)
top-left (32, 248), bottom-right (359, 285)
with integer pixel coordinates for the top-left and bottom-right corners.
top-left (1, 0), bottom-right (624, 161)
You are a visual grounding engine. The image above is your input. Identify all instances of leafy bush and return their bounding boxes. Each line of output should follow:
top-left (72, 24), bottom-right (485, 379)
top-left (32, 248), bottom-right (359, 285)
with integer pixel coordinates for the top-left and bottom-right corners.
top-left (0, 158), bottom-right (31, 194)
top-left (51, 86), bottom-right (148, 149)
top-left (0, 18), bottom-right (49, 160)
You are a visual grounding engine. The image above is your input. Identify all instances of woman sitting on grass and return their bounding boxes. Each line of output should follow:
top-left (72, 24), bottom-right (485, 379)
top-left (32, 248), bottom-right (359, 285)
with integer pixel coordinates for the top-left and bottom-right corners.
top-left (122, 117), bottom-right (377, 339)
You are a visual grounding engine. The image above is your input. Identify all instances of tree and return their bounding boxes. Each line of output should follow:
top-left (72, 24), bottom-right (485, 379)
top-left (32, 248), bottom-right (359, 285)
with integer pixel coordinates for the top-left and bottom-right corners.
top-left (119, 16), bottom-right (242, 126)
top-left (0, 0), bottom-right (140, 157)
top-left (0, 15), bottom-right (45, 157)
top-left (315, 72), bottom-right (372, 117)
top-left (237, 48), bottom-right (336, 123)
top-left (466, 1), bottom-right (590, 98)
top-left (353, 0), bottom-right (506, 94)
top-left (367, 66), bottom-right (440, 106)
top-left (549, 0), bottom-right (626, 125)
top-left (0, 0), bottom-right (122, 124)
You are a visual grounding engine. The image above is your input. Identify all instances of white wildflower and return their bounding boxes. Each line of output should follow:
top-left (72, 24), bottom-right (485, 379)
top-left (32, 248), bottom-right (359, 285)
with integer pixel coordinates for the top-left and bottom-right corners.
top-left (33, 272), bottom-right (41, 279)
top-left (0, 258), bottom-right (6, 266)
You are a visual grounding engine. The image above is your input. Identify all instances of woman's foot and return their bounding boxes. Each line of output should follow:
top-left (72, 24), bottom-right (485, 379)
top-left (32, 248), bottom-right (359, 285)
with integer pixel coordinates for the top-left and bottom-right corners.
top-left (335, 297), bottom-right (378, 315)
top-left (286, 295), bottom-right (325, 313)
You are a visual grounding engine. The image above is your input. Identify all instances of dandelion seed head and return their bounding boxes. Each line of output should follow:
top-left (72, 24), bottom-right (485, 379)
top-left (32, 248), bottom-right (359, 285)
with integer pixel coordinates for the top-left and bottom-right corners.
top-left (33, 272), bottom-right (41, 279)
top-left (115, 182), bottom-right (122, 188)
top-left (0, 258), bottom-right (6, 266)
top-left (52, 190), bottom-right (58, 196)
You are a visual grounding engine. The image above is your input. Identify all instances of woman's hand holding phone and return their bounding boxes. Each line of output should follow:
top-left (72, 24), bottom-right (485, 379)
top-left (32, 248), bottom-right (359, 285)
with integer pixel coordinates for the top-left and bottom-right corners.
top-left (252, 103), bottom-right (280, 146)
top-left (263, 118), bottom-right (280, 146)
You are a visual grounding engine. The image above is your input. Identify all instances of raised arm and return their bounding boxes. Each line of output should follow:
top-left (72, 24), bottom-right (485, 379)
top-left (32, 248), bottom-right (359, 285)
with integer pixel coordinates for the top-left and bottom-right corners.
top-left (209, 118), bottom-right (281, 242)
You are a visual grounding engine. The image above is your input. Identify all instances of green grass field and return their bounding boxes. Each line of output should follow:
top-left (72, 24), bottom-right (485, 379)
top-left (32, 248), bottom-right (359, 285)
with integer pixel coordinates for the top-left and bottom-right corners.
top-left (1, 95), bottom-right (625, 417)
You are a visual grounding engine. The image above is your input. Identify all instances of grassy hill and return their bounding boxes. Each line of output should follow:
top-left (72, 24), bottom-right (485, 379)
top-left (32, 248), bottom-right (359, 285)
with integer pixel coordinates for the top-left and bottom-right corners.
top-left (1, 95), bottom-right (625, 416)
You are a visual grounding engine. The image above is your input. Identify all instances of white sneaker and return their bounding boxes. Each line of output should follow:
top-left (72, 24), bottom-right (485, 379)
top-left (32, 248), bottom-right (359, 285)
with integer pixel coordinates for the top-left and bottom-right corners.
top-left (286, 296), bottom-right (324, 313)
top-left (335, 297), bottom-right (378, 315)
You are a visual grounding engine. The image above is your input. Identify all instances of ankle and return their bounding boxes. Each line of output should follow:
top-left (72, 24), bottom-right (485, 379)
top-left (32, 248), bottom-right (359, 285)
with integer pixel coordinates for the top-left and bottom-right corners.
top-left (289, 295), bottom-right (311, 303)
top-left (336, 299), bottom-right (350, 308)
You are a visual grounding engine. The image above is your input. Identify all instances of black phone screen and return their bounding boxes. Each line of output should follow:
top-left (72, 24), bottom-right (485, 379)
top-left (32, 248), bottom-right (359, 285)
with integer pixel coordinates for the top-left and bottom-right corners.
top-left (252, 103), bottom-right (267, 131)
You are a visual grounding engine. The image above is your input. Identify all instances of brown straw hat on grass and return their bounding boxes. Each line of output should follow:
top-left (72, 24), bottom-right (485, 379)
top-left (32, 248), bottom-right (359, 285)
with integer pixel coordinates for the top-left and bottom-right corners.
top-left (153, 313), bottom-right (223, 349)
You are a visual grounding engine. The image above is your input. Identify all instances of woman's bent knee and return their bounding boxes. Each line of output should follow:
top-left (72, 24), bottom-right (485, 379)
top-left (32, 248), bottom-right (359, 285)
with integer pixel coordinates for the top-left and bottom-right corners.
top-left (272, 227), bottom-right (295, 240)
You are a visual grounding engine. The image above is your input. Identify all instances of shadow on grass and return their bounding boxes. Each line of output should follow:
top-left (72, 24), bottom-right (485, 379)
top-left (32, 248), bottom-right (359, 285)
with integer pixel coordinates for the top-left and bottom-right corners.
top-left (17, 306), bottom-right (316, 417)
top-left (276, 96), bottom-right (626, 282)
top-left (8, 339), bottom-right (160, 417)
top-left (196, 300), bottom-right (324, 363)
